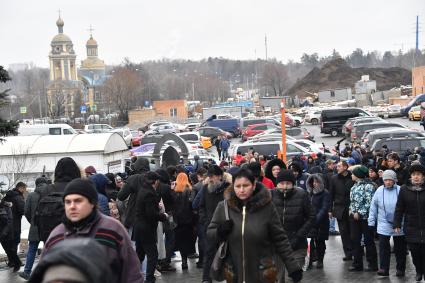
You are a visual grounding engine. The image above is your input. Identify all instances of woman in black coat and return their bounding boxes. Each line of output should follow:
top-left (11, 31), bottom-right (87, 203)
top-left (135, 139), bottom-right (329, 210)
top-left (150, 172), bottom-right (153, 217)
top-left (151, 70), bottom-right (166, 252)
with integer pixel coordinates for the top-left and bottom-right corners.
top-left (173, 173), bottom-right (196, 269)
top-left (306, 174), bottom-right (331, 269)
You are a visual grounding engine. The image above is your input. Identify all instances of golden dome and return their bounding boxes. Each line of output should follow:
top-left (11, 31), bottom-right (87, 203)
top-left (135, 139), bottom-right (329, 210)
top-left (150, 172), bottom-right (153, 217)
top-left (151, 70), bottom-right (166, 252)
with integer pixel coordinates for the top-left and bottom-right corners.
top-left (86, 36), bottom-right (98, 46)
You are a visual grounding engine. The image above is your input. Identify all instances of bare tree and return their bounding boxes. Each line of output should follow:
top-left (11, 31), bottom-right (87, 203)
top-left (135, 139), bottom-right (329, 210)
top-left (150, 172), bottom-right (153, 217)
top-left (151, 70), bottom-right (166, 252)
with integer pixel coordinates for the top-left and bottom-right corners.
top-left (261, 61), bottom-right (289, 96)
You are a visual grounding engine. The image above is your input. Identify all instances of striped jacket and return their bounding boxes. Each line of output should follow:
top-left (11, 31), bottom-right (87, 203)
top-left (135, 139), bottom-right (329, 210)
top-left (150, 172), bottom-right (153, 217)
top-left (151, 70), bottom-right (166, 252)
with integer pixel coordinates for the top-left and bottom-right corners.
top-left (43, 210), bottom-right (143, 283)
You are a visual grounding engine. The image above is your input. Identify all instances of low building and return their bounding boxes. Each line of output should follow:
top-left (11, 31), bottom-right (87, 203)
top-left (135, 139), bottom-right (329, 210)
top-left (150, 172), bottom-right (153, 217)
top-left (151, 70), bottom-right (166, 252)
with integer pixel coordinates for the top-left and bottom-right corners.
top-left (355, 75), bottom-right (377, 94)
top-left (318, 88), bottom-right (352, 103)
top-left (412, 66), bottom-right (425, 96)
top-left (0, 133), bottom-right (128, 189)
top-left (153, 100), bottom-right (188, 119)
top-left (259, 96), bottom-right (294, 112)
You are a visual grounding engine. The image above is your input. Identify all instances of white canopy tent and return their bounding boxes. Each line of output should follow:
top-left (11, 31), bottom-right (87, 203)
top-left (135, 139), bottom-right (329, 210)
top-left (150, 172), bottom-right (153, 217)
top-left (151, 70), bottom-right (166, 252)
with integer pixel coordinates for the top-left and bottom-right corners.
top-left (0, 133), bottom-right (129, 189)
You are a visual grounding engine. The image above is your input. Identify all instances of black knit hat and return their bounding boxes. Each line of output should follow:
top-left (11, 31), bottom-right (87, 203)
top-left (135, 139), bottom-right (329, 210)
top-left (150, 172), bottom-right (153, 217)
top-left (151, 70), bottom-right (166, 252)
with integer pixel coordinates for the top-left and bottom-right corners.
top-left (208, 165), bottom-right (223, 176)
top-left (409, 164), bottom-right (425, 175)
top-left (63, 179), bottom-right (98, 204)
top-left (276, 170), bottom-right (296, 185)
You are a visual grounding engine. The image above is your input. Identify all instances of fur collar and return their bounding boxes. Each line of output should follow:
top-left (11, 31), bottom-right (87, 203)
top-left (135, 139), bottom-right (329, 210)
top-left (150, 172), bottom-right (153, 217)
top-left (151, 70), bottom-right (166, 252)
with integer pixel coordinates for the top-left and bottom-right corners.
top-left (225, 182), bottom-right (271, 213)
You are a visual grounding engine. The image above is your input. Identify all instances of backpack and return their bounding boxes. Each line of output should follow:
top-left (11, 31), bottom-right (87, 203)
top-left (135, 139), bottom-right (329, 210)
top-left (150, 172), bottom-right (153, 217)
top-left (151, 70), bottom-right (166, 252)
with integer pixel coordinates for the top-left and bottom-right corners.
top-left (35, 186), bottom-right (64, 242)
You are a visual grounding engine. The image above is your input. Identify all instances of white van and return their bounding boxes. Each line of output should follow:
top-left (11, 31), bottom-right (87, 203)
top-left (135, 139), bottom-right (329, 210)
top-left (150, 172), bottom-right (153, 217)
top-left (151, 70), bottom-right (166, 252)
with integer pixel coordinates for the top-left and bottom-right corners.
top-left (18, 124), bottom-right (77, 136)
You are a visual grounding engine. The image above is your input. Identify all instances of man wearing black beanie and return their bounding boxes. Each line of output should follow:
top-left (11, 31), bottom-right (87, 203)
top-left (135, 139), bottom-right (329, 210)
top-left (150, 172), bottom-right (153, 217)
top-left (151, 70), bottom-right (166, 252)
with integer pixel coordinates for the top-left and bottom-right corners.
top-left (41, 179), bottom-right (143, 283)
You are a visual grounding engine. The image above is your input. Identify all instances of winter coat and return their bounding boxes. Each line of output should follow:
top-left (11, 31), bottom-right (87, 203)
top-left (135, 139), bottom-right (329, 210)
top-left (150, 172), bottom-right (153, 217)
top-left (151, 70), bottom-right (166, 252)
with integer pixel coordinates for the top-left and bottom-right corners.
top-left (349, 180), bottom-right (375, 220)
top-left (198, 173), bottom-right (232, 227)
top-left (157, 182), bottom-right (175, 214)
top-left (295, 173), bottom-right (309, 191)
top-left (0, 200), bottom-right (13, 241)
top-left (394, 183), bottom-right (425, 243)
top-left (89, 174), bottom-right (112, 216)
top-left (368, 184), bottom-right (403, 236)
top-left (261, 176), bottom-right (274, 189)
top-left (133, 183), bottom-right (167, 244)
top-left (4, 189), bottom-right (25, 239)
top-left (173, 188), bottom-right (195, 255)
top-left (329, 171), bottom-right (354, 220)
top-left (271, 186), bottom-right (316, 250)
top-left (24, 183), bottom-right (49, 242)
top-left (174, 188), bottom-right (194, 226)
top-left (29, 238), bottom-right (114, 283)
top-left (306, 175), bottom-right (331, 240)
top-left (43, 210), bottom-right (143, 283)
top-left (117, 158), bottom-right (150, 228)
top-left (351, 150), bottom-right (362, 165)
top-left (264, 159), bottom-right (287, 186)
top-left (392, 164), bottom-right (409, 186)
top-left (207, 183), bottom-right (301, 283)
top-left (220, 139), bottom-right (230, 151)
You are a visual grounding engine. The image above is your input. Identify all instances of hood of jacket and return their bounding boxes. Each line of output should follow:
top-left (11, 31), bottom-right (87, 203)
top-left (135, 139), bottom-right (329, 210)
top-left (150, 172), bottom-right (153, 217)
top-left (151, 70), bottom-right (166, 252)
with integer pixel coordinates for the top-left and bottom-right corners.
top-left (29, 238), bottom-right (112, 283)
top-left (89, 174), bottom-right (110, 196)
top-left (265, 158), bottom-right (287, 183)
top-left (131, 157), bottom-right (150, 174)
top-left (306, 174), bottom-right (325, 194)
top-left (54, 157), bottom-right (81, 183)
top-left (225, 181), bottom-right (271, 213)
top-left (156, 168), bottom-right (171, 184)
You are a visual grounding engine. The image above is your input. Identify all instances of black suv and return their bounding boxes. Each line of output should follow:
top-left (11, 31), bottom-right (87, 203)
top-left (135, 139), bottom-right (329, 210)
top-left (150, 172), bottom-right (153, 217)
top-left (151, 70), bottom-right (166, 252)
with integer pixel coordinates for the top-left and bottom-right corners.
top-left (371, 137), bottom-right (425, 153)
top-left (320, 108), bottom-right (371, 137)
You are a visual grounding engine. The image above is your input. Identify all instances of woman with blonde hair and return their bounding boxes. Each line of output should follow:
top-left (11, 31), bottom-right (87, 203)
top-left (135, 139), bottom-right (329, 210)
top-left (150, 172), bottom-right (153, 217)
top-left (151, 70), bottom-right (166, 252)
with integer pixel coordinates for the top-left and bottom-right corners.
top-left (173, 173), bottom-right (196, 269)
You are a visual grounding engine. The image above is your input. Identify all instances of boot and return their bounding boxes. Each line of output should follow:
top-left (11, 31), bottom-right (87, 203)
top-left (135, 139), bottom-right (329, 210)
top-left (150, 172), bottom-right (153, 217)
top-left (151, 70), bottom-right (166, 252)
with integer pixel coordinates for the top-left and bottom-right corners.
top-left (316, 259), bottom-right (323, 269)
top-left (181, 257), bottom-right (188, 270)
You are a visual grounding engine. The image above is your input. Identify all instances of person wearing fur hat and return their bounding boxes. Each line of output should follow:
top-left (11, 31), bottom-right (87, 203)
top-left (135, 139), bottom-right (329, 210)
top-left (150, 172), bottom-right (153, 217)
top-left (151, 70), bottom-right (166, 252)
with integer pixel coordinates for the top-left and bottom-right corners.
top-left (264, 158), bottom-right (287, 187)
top-left (271, 169), bottom-right (315, 280)
top-left (42, 178), bottom-right (143, 283)
top-left (394, 164), bottom-right (425, 281)
top-left (306, 174), bottom-right (331, 269)
top-left (368, 170), bottom-right (406, 277)
top-left (208, 169), bottom-right (303, 283)
top-left (348, 165), bottom-right (378, 272)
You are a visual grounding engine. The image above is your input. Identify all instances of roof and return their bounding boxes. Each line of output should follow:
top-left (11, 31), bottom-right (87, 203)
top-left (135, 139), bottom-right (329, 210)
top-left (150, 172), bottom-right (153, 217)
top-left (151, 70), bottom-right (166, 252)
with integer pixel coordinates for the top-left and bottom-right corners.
top-left (51, 33), bottom-right (72, 43)
top-left (0, 133), bottom-right (128, 156)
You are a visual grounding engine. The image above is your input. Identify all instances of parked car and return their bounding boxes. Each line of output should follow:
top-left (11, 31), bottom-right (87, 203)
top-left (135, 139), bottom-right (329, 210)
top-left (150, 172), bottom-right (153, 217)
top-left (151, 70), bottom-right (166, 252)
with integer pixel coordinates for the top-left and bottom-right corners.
top-left (247, 134), bottom-right (295, 143)
top-left (144, 124), bottom-right (177, 135)
top-left (242, 123), bottom-right (280, 141)
top-left (409, 105), bottom-right (422, 121)
top-left (197, 126), bottom-right (232, 142)
top-left (304, 110), bottom-right (322, 125)
top-left (203, 117), bottom-right (241, 137)
top-left (342, 116), bottom-right (384, 137)
top-left (230, 140), bottom-right (311, 159)
top-left (84, 124), bottom-right (113, 133)
top-left (370, 137), bottom-right (425, 153)
top-left (248, 127), bottom-right (314, 141)
top-left (131, 130), bottom-right (142, 147)
top-left (350, 121), bottom-right (405, 142)
top-left (292, 139), bottom-right (326, 153)
top-left (362, 128), bottom-right (425, 147)
top-left (401, 93), bottom-right (425, 116)
top-left (271, 114), bottom-right (301, 127)
top-left (110, 128), bottom-right (133, 148)
top-left (240, 117), bottom-right (281, 131)
top-left (18, 124), bottom-right (77, 136)
top-left (387, 104), bottom-right (403, 117)
top-left (320, 108), bottom-right (372, 137)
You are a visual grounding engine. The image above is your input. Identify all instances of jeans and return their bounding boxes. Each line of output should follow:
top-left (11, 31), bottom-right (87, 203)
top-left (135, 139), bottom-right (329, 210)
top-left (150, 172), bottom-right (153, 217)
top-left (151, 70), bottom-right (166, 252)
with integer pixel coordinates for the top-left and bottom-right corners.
top-left (135, 240), bottom-right (158, 283)
top-left (349, 217), bottom-right (377, 268)
top-left (24, 241), bottom-right (40, 274)
top-left (409, 243), bottom-right (425, 274)
top-left (337, 212), bottom-right (353, 257)
top-left (164, 229), bottom-right (175, 265)
top-left (378, 234), bottom-right (406, 272)
top-left (221, 149), bottom-right (228, 160)
top-left (329, 217), bottom-right (336, 232)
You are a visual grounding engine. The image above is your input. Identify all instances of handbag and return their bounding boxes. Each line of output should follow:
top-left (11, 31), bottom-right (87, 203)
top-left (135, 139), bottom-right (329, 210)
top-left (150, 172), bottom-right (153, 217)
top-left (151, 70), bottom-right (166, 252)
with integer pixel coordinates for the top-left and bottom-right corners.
top-left (210, 200), bottom-right (230, 281)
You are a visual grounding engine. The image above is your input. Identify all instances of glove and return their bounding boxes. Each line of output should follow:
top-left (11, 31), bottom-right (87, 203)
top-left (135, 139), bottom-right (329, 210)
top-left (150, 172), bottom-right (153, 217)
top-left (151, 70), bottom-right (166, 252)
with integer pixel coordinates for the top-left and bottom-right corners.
top-left (289, 269), bottom-right (303, 283)
top-left (217, 219), bottom-right (233, 240)
top-left (289, 236), bottom-right (302, 250)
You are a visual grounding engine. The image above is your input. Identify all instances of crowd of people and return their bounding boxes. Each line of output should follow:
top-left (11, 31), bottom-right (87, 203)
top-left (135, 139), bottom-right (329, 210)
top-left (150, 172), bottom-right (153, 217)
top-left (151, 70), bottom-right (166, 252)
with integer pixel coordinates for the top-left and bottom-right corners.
top-left (1, 138), bottom-right (425, 282)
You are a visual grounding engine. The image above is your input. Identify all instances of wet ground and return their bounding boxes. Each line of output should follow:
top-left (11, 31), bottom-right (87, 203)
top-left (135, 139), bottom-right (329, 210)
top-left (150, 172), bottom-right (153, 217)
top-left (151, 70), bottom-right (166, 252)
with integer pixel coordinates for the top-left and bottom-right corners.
top-left (0, 235), bottom-right (417, 283)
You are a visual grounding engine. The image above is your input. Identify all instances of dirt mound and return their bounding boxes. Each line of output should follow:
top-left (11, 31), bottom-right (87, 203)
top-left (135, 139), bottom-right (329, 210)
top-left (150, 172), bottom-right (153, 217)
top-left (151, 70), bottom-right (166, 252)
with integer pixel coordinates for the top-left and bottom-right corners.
top-left (285, 58), bottom-right (411, 97)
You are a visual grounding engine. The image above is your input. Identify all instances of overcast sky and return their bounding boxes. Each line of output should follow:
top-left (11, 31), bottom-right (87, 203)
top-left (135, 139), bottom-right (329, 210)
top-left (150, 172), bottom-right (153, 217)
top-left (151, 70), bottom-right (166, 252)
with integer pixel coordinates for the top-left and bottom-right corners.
top-left (1, 0), bottom-right (424, 68)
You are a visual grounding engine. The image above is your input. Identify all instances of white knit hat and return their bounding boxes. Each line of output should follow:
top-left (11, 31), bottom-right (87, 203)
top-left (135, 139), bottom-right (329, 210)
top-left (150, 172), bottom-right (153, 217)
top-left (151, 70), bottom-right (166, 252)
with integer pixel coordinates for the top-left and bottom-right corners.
top-left (382, 170), bottom-right (397, 182)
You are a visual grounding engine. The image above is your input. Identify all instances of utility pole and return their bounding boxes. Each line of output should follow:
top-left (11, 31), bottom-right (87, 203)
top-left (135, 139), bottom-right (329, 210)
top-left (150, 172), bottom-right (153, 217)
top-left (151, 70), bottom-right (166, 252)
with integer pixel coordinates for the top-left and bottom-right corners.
top-left (38, 94), bottom-right (42, 118)
top-left (416, 15), bottom-right (419, 52)
top-left (265, 34), bottom-right (268, 61)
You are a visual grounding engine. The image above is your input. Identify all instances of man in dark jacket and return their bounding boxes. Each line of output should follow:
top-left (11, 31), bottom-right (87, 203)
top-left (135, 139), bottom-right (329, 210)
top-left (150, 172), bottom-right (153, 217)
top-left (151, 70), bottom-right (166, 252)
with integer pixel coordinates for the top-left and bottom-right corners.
top-left (329, 160), bottom-right (354, 261)
top-left (271, 169), bottom-right (315, 274)
top-left (289, 162), bottom-right (309, 191)
top-left (387, 152), bottom-right (409, 186)
top-left (4, 182), bottom-right (26, 257)
top-left (133, 172), bottom-right (167, 283)
top-left (19, 177), bottom-right (49, 279)
top-left (42, 178), bottom-right (143, 283)
top-left (155, 168), bottom-right (176, 272)
top-left (117, 157), bottom-right (151, 229)
top-left (0, 193), bottom-right (20, 272)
